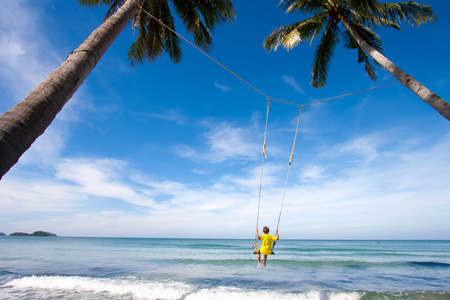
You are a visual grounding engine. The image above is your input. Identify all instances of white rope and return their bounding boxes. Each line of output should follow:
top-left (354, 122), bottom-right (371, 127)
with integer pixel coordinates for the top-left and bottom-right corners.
top-left (253, 99), bottom-right (271, 253)
top-left (271, 106), bottom-right (303, 253)
top-left (256, 99), bottom-right (270, 236)
top-left (276, 106), bottom-right (303, 230)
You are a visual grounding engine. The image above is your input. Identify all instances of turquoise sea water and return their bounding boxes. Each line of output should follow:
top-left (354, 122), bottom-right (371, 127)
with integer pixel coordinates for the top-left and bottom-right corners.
top-left (0, 237), bottom-right (449, 299)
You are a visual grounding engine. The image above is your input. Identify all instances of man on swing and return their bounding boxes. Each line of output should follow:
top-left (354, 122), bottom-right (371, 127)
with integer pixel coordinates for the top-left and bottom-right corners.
top-left (255, 226), bottom-right (279, 267)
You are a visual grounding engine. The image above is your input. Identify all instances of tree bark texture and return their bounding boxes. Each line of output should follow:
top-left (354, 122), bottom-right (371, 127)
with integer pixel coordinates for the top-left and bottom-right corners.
top-left (337, 15), bottom-right (450, 122)
top-left (0, 0), bottom-right (145, 179)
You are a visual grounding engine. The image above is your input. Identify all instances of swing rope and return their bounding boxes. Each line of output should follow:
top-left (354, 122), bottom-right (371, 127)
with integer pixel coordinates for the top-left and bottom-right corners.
top-left (271, 106), bottom-right (303, 253)
top-left (253, 99), bottom-right (271, 253)
top-left (276, 105), bottom-right (303, 231)
top-left (253, 103), bottom-right (303, 253)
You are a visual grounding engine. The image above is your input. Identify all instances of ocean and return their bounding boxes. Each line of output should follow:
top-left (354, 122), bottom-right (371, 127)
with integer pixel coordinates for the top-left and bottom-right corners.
top-left (0, 237), bottom-right (449, 299)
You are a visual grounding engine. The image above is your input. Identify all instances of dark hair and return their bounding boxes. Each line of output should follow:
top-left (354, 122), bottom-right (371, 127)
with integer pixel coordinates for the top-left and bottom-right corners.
top-left (263, 226), bottom-right (269, 234)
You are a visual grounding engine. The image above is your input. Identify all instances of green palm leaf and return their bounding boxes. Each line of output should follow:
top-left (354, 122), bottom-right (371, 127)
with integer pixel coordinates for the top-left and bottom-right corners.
top-left (348, 0), bottom-right (379, 14)
top-left (377, 1), bottom-right (437, 26)
top-left (103, 0), bottom-right (124, 20)
top-left (172, 0), bottom-right (211, 51)
top-left (160, 1), bottom-right (182, 63)
top-left (265, 0), bottom-right (437, 88)
top-left (311, 19), bottom-right (340, 88)
top-left (77, 0), bottom-right (118, 6)
top-left (278, 0), bottom-right (326, 14)
top-left (142, 0), bottom-right (165, 63)
top-left (349, 8), bottom-right (401, 30)
top-left (191, 0), bottom-right (235, 29)
top-left (343, 22), bottom-right (383, 52)
top-left (264, 13), bottom-right (328, 52)
top-left (342, 23), bottom-right (383, 81)
top-left (93, 0), bottom-right (236, 65)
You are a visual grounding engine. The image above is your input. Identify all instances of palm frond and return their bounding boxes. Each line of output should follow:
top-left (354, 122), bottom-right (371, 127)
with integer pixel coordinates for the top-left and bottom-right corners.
top-left (77, 0), bottom-right (118, 7)
top-left (173, 1), bottom-right (211, 51)
top-left (377, 1), bottom-right (437, 26)
top-left (311, 19), bottom-right (340, 88)
top-left (277, 0), bottom-right (326, 14)
top-left (190, 0), bottom-right (236, 30)
top-left (172, 0), bottom-right (235, 52)
top-left (309, 12), bottom-right (328, 45)
top-left (264, 22), bottom-right (304, 52)
top-left (263, 26), bottom-right (287, 52)
top-left (128, 0), bottom-right (165, 65)
top-left (103, 0), bottom-right (125, 21)
top-left (160, 1), bottom-right (182, 63)
top-left (348, 0), bottom-right (379, 14)
top-left (361, 49), bottom-right (377, 81)
top-left (343, 22), bottom-right (384, 53)
top-left (343, 22), bottom-right (384, 81)
top-left (349, 8), bottom-right (401, 30)
top-left (128, 12), bottom-right (148, 67)
top-left (78, 0), bottom-right (127, 22)
top-left (264, 14), bottom-right (327, 52)
top-left (342, 27), bottom-right (380, 81)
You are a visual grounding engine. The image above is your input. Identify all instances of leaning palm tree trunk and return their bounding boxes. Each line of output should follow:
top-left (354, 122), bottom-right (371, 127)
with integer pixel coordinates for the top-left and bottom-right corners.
top-left (0, 0), bottom-right (145, 180)
top-left (338, 16), bottom-right (450, 122)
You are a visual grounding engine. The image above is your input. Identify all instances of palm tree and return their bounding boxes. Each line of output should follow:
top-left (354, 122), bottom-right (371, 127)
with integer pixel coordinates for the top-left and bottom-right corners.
top-left (0, 0), bottom-right (235, 179)
top-left (264, 0), bottom-right (449, 122)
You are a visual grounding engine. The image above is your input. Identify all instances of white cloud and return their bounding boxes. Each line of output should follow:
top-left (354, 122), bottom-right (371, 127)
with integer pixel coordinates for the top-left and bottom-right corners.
top-left (0, 177), bottom-right (80, 215)
top-left (143, 109), bottom-right (187, 125)
top-left (174, 121), bottom-right (260, 163)
top-left (301, 165), bottom-right (326, 180)
top-left (282, 75), bottom-right (304, 94)
top-left (281, 132), bottom-right (450, 238)
top-left (19, 126), bottom-right (67, 167)
top-left (0, 1), bottom-right (60, 102)
top-left (335, 132), bottom-right (384, 164)
top-left (1, 131), bottom-right (449, 238)
top-left (214, 81), bottom-right (233, 92)
top-left (192, 168), bottom-right (209, 175)
top-left (55, 158), bottom-right (159, 209)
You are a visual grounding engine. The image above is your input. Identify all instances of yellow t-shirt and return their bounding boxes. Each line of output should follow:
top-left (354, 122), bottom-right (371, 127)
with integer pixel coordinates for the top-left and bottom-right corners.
top-left (259, 234), bottom-right (277, 255)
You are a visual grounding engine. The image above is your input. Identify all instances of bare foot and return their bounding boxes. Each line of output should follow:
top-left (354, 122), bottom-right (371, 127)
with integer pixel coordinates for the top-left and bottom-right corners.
top-left (257, 264), bottom-right (261, 267)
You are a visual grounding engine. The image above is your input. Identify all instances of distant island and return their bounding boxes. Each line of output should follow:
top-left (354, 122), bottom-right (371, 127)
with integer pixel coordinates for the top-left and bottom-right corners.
top-left (0, 232), bottom-right (6, 236)
top-left (7, 231), bottom-right (57, 237)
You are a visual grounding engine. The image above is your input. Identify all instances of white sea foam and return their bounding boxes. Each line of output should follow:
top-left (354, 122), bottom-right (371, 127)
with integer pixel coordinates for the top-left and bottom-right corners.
top-left (185, 287), bottom-right (362, 300)
top-left (2, 275), bottom-right (364, 300)
top-left (4, 276), bottom-right (192, 299)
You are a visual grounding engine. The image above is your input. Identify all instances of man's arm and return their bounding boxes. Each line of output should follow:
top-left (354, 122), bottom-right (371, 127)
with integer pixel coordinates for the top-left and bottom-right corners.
top-left (275, 229), bottom-right (279, 240)
top-left (256, 228), bottom-right (261, 240)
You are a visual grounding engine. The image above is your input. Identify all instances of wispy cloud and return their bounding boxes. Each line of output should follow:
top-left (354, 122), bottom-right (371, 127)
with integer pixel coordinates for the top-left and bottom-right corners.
top-left (144, 109), bottom-right (187, 125)
top-left (282, 75), bottom-right (304, 94)
top-left (282, 132), bottom-right (450, 239)
top-left (214, 81), bottom-right (233, 92)
top-left (1, 132), bottom-right (449, 238)
top-left (0, 1), bottom-right (60, 102)
top-left (301, 165), bottom-right (326, 180)
top-left (54, 159), bottom-right (159, 208)
top-left (335, 132), bottom-right (384, 164)
top-left (174, 121), bottom-right (260, 163)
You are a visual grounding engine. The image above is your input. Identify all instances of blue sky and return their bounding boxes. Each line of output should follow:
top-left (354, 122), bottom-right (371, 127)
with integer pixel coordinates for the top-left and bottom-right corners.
top-left (0, 0), bottom-right (449, 239)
